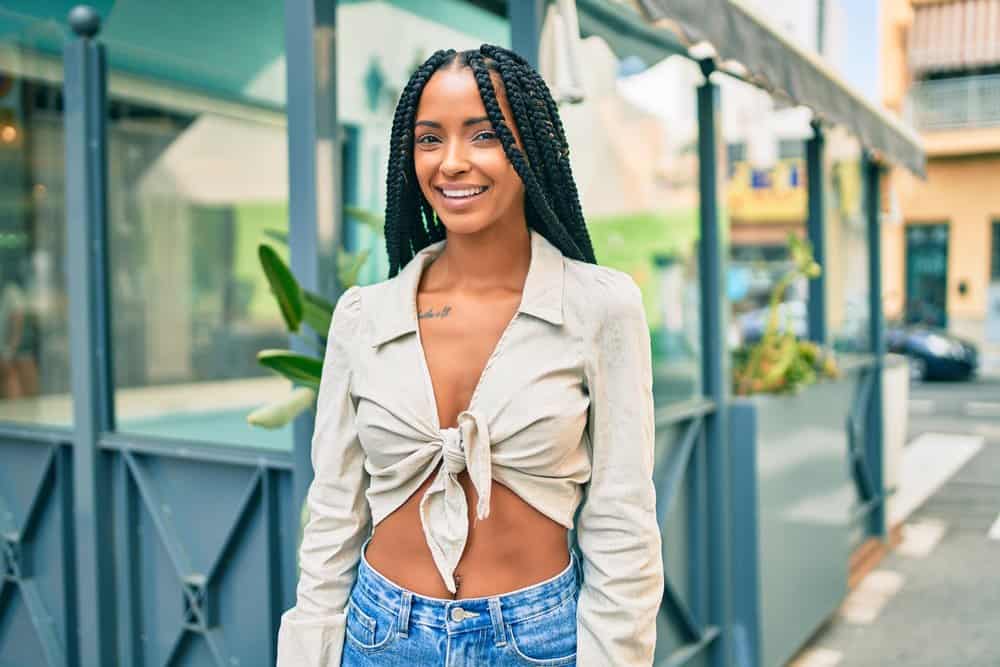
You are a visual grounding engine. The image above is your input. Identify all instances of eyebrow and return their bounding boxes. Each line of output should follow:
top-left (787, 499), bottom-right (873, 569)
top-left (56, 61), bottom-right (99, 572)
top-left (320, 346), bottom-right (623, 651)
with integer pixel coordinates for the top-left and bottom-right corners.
top-left (414, 116), bottom-right (491, 129)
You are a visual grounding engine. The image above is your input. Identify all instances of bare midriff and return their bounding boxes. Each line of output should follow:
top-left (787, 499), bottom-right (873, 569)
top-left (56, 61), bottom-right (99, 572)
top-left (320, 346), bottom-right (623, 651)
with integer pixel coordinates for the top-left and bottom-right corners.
top-left (365, 462), bottom-right (570, 599)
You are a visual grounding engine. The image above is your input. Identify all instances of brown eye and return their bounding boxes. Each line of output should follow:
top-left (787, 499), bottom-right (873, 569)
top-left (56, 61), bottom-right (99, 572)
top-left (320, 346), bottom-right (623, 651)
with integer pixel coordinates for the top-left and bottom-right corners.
top-left (473, 130), bottom-right (497, 142)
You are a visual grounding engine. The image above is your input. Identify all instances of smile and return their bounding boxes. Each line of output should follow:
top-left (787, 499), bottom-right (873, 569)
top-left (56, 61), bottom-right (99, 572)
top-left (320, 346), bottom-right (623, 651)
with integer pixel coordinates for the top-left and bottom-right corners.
top-left (437, 185), bottom-right (489, 199)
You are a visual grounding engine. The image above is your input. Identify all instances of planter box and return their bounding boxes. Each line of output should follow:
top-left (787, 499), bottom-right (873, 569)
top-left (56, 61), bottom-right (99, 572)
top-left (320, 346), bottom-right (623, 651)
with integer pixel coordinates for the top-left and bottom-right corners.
top-left (729, 372), bottom-right (860, 667)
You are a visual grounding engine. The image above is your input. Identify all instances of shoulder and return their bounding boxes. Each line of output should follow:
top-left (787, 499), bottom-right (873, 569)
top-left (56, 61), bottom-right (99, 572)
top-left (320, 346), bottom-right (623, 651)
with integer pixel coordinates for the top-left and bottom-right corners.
top-left (562, 257), bottom-right (644, 325)
top-left (330, 284), bottom-right (363, 340)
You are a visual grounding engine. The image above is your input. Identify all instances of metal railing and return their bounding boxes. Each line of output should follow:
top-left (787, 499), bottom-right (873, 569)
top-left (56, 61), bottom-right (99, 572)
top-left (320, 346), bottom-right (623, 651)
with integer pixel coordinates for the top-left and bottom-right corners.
top-left (908, 74), bottom-right (1000, 130)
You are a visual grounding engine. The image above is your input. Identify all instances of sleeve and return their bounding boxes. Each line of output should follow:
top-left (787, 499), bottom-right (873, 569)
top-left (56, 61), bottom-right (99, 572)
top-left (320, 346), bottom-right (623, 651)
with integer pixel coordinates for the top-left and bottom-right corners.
top-left (276, 285), bottom-right (372, 667)
top-left (576, 273), bottom-right (664, 666)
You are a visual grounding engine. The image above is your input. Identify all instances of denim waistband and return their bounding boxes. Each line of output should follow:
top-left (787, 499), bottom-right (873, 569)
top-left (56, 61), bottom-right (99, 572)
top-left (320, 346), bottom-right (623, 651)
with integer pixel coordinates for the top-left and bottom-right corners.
top-left (352, 537), bottom-right (581, 635)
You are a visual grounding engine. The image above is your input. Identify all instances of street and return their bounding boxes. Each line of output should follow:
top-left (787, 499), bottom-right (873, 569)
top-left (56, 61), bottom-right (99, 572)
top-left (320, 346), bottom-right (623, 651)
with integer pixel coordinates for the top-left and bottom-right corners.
top-left (792, 375), bottom-right (1000, 667)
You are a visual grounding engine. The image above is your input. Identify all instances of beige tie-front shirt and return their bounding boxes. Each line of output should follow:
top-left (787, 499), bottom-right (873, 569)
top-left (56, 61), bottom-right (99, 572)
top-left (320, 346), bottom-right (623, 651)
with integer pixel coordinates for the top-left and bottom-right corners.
top-left (277, 228), bottom-right (663, 666)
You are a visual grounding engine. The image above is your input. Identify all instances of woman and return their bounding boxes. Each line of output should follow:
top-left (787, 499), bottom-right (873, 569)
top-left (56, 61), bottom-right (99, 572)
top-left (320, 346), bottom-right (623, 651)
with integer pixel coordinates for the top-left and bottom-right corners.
top-left (277, 44), bottom-right (663, 666)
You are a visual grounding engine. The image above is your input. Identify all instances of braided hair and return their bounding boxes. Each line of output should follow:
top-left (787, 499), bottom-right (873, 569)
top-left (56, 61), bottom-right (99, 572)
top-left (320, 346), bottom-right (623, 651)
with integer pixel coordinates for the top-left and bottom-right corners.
top-left (383, 44), bottom-right (596, 277)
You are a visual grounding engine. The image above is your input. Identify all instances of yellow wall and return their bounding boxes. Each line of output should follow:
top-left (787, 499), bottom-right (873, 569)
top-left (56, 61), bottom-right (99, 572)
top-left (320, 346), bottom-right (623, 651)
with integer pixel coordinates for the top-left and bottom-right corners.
top-left (884, 157), bottom-right (1000, 320)
top-left (880, 0), bottom-right (1000, 355)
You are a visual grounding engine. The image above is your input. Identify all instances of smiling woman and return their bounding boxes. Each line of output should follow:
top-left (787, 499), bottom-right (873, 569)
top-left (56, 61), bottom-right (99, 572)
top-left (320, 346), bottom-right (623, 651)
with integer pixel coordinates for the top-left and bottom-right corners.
top-left (277, 44), bottom-right (664, 667)
top-left (412, 69), bottom-right (525, 232)
top-left (382, 47), bottom-right (596, 276)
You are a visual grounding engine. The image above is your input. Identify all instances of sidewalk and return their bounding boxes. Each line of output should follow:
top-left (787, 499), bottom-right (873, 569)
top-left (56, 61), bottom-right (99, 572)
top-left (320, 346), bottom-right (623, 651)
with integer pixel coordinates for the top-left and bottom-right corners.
top-left (789, 432), bottom-right (1000, 667)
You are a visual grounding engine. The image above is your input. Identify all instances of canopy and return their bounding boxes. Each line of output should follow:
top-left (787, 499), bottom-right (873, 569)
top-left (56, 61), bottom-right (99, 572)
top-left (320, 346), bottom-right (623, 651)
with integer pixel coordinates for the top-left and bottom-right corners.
top-left (634, 0), bottom-right (927, 176)
top-left (909, 0), bottom-right (1000, 75)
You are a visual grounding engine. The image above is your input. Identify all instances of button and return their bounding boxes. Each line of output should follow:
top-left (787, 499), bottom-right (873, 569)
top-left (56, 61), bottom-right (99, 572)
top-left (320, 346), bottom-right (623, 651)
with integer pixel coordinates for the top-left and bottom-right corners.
top-left (450, 607), bottom-right (466, 622)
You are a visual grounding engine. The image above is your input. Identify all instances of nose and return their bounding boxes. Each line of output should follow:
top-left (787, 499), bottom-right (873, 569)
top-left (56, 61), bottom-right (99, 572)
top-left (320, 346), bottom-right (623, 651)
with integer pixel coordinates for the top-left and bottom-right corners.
top-left (440, 140), bottom-right (470, 176)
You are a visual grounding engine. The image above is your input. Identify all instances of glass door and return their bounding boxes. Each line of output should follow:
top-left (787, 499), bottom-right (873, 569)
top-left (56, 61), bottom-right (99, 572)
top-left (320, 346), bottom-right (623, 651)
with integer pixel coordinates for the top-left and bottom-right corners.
top-left (904, 223), bottom-right (949, 328)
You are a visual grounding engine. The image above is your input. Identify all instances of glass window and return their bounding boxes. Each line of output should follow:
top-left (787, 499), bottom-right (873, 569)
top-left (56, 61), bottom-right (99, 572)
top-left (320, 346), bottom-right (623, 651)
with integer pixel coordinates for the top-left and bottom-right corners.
top-left (991, 221), bottom-right (1000, 280)
top-left (578, 49), bottom-right (704, 405)
top-left (824, 127), bottom-right (869, 353)
top-left (336, 0), bottom-right (511, 286)
top-left (0, 14), bottom-right (73, 427)
top-left (720, 74), bottom-right (811, 349)
top-left (100, 2), bottom-right (290, 449)
top-left (1, 2), bottom-right (291, 446)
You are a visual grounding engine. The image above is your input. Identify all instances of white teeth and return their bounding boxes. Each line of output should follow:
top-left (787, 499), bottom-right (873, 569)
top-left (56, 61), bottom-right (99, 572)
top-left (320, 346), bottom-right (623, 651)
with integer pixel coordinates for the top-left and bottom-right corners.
top-left (441, 186), bottom-right (487, 198)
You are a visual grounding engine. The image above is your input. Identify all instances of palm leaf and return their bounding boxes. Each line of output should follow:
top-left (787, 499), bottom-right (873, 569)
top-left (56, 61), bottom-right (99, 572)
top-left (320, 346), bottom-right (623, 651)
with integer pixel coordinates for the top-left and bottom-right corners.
top-left (345, 205), bottom-right (385, 236)
top-left (302, 289), bottom-right (335, 335)
top-left (257, 349), bottom-right (322, 388)
top-left (263, 229), bottom-right (289, 245)
top-left (337, 248), bottom-right (370, 289)
top-left (246, 386), bottom-right (317, 429)
top-left (259, 244), bottom-right (303, 331)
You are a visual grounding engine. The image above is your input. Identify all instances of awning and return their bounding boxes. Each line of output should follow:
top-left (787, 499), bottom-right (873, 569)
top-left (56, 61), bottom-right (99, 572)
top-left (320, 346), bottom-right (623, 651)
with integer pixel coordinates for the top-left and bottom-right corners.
top-left (634, 0), bottom-right (927, 176)
top-left (909, 0), bottom-right (1000, 75)
top-left (577, 0), bottom-right (686, 70)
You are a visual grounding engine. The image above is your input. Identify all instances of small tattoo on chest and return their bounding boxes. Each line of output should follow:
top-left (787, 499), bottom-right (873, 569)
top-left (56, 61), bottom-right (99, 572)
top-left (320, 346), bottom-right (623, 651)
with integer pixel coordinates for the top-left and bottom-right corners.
top-left (418, 305), bottom-right (453, 319)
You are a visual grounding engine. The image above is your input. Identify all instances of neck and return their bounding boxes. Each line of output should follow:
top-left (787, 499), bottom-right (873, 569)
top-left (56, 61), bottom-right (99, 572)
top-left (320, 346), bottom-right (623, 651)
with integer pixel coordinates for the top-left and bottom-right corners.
top-left (434, 223), bottom-right (531, 292)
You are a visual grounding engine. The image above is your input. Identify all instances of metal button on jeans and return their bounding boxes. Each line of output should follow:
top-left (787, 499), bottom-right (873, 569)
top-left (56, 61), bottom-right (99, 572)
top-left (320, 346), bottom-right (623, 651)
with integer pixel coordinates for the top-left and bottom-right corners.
top-left (450, 607), bottom-right (466, 622)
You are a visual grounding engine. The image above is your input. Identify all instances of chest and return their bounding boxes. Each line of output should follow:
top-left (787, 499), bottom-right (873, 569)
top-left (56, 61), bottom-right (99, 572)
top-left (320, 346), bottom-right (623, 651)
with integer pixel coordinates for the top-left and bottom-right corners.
top-left (416, 290), bottom-right (521, 430)
top-left (354, 300), bottom-right (590, 459)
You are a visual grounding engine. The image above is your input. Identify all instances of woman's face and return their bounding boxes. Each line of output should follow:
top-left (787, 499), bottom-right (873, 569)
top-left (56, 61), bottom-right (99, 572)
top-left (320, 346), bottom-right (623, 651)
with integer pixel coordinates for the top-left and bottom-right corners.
top-left (412, 65), bottom-right (526, 236)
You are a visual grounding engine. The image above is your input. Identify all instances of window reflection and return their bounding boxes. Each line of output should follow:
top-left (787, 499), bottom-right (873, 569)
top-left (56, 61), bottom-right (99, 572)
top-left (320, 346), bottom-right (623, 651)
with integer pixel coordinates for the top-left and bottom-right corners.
top-left (0, 21), bottom-right (74, 426)
top-left (568, 47), bottom-right (703, 404)
top-left (721, 75), bottom-right (812, 349)
top-left (107, 103), bottom-right (293, 449)
top-left (337, 0), bottom-right (511, 286)
top-left (824, 128), bottom-right (869, 353)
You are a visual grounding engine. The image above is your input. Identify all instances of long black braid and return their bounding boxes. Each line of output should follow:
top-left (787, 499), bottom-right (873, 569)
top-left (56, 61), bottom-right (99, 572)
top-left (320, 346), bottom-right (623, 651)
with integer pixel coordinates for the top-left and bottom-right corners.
top-left (383, 44), bottom-right (596, 278)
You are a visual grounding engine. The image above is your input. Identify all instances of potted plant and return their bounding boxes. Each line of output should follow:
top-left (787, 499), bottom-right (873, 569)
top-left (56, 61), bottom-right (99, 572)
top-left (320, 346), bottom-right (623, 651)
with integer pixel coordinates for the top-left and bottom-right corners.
top-left (731, 232), bottom-right (839, 396)
top-left (727, 233), bottom-right (859, 667)
top-left (246, 207), bottom-right (383, 429)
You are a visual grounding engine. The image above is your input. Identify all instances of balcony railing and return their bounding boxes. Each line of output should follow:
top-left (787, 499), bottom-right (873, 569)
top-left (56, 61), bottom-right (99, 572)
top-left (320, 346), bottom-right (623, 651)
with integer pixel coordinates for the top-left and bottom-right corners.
top-left (908, 74), bottom-right (1000, 131)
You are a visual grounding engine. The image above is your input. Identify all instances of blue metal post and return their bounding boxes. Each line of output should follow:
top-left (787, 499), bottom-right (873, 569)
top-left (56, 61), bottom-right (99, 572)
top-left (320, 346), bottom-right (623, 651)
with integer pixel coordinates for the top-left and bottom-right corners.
top-left (864, 153), bottom-right (886, 538)
top-left (509, 0), bottom-right (545, 69)
top-left (283, 0), bottom-right (338, 606)
top-left (63, 5), bottom-right (116, 665)
top-left (806, 120), bottom-right (828, 345)
top-left (697, 60), bottom-right (733, 667)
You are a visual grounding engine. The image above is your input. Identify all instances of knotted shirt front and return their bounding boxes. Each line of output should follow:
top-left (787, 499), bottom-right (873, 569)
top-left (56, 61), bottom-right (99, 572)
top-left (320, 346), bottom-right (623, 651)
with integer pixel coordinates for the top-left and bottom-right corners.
top-left (277, 228), bottom-right (664, 666)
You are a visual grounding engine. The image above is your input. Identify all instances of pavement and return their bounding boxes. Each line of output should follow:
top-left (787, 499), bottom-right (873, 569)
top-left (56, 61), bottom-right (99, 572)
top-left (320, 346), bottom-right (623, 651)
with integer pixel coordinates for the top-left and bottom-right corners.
top-left (789, 376), bottom-right (1000, 667)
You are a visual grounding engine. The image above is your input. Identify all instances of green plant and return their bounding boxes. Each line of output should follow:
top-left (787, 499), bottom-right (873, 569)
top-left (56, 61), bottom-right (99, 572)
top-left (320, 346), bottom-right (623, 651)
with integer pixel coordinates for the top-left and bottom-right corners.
top-left (246, 206), bottom-right (379, 428)
top-left (732, 233), bottom-right (839, 396)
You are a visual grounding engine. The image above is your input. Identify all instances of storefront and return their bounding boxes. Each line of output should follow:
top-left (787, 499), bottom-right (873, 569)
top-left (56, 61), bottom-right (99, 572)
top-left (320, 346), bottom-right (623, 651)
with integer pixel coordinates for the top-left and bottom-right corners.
top-left (0, 1), bottom-right (923, 665)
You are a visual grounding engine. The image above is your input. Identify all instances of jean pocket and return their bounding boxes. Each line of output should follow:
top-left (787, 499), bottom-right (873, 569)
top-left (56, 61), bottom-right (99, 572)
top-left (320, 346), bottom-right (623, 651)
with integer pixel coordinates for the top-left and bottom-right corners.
top-left (506, 596), bottom-right (577, 666)
top-left (344, 592), bottom-right (399, 654)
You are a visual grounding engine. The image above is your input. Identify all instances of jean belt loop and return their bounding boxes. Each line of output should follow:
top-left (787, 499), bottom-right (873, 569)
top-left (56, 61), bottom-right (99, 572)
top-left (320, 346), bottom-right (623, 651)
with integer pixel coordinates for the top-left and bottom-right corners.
top-left (397, 591), bottom-right (412, 638)
top-left (487, 597), bottom-right (507, 647)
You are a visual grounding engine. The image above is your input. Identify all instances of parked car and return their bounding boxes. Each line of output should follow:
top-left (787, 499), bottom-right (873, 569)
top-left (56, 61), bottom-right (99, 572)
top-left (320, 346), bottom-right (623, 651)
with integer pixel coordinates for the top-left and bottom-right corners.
top-left (886, 326), bottom-right (978, 382)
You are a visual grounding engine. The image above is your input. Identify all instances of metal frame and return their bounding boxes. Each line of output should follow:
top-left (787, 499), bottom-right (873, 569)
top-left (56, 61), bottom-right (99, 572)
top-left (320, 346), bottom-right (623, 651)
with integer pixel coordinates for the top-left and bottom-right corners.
top-left (63, 10), bottom-right (116, 665)
top-left (284, 0), bottom-right (339, 528)
top-left (509, 0), bottom-right (546, 69)
top-left (863, 153), bottom-right (886, 538)
top-left (0, 439), bottom-right (75, 667)
top-left (806, 120), bottom-right (827, 345)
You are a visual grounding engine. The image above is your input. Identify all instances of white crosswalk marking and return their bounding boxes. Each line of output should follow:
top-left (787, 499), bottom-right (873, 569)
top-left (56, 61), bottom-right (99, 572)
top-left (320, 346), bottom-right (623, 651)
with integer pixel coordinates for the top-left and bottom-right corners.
top-left (989, 513), bottom-right (1000, 541)
top-left (789, 647), bottom-right (843, 667)
top-left (838, 570), bottom-right (905, 625)
top-left (965, 401), bottom-right (1000, 417)
top-left (897, 519), bottom-right (947, 558)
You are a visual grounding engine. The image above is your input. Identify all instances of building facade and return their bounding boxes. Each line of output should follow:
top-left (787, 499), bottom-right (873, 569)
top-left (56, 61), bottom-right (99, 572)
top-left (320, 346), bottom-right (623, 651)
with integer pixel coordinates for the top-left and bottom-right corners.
top-left (0, 1), bottom-right (918, 665)
top-left (881, 0), bottom-right (1000, 371)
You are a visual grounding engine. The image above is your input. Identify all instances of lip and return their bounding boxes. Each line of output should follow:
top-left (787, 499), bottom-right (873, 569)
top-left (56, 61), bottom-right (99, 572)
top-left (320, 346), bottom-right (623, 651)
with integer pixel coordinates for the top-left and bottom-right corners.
top-left (433, 184), bottom-right (491, 212)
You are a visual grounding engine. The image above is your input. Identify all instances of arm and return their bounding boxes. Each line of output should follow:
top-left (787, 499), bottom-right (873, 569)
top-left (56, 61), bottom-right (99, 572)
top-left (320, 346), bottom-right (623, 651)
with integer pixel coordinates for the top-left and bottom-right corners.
top-left (576, 273), bottom-right (664, 666)
top-left (277, 285), bottom-right (371, 667)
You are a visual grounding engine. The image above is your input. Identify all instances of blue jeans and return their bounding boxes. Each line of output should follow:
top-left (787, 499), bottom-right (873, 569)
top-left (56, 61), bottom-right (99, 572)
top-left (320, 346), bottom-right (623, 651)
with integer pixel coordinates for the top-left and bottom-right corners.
top-left (341, 538), bottom-right (582, 666)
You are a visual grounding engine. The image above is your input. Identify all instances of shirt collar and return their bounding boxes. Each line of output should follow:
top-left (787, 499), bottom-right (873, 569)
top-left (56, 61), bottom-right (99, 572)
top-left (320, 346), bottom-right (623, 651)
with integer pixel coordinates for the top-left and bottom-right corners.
top-left (370, 227), bottom-right (565, 348)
